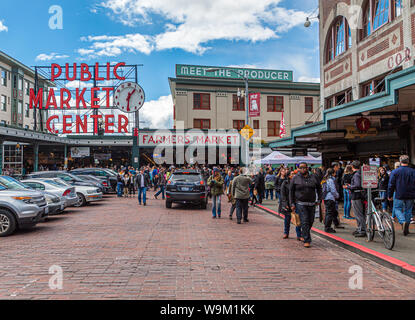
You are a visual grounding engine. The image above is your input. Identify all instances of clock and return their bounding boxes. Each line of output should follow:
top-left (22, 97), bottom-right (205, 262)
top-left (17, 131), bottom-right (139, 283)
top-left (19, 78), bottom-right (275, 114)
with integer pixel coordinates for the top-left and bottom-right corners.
top-left (113, 82), bottom-right (145, 113)
top-left (356, 117), bottom-right (371, 133)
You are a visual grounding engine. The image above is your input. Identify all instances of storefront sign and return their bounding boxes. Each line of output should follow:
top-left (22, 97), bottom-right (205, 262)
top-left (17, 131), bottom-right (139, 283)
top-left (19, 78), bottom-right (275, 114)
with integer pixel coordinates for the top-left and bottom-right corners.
top-left (249, 93), bottom-right (260, 117)
top-left (30, 62), bottom-right (145, 135)
top-left (362, 165), bottom-right (378, 189)
top-left (176, 64), bottom-right (293, 82)
top-left (71, 147), bottom-right (90, 158)
top-left (345, 126), bottom-right (378, 139)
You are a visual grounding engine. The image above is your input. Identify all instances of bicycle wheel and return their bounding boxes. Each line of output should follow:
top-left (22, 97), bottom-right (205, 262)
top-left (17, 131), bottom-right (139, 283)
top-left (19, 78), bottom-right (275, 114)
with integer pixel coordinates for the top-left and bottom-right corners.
top-left (366, 214), bottom-right (375, 242)
top-left (380, 212), bottom-right (395, 250)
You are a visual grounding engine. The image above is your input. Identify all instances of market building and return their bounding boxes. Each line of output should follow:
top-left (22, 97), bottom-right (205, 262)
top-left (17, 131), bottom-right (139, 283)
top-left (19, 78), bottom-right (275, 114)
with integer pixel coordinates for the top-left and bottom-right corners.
top-left (270, 0), bottom-right (415, 167)
top-left (169, 64), bottom-right (321, 143)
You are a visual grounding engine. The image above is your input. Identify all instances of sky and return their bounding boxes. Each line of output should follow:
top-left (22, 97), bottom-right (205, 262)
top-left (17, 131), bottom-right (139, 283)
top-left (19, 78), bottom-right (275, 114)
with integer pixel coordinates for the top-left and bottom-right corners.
top-left (0, 0), bottom-right (320, 129)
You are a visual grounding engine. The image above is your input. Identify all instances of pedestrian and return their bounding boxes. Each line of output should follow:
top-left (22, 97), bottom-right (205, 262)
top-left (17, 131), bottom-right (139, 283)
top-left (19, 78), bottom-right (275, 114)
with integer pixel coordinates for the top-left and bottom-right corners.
top-left (388, 155), bottom-right (415, 236)
top-left (123, 173), bottom-right (130, 198)
top-left (255, 168), bottom-right (265, 204)
top-left (391, 161), bottom-right (401, 219)
top-left (265, 170), bottom-right (276, 200)
top-left (154, 169), bottom-right (167, 200)
top-left (349, 161), bottom-right (366, 238)
top-left (227, 170), bottom-right (239, 220)
top-left (378, 166), bottom-right (389, 212)
top-left (116, 173), bottom-right (124, 197)
top-left (275, 167), bottom-right (287, 204)
top-left (322, 168), bottom-right (340, 233)
top-left (135, 169), bottom-right (150, 206)
top-left (280, 170), bottom-right (302, 240)
top-left (341, 165), bottom-right (354, 219)
top-left (224, 169), bottom-right (233, 192)
top-left (207, 168), bottom-right (224, 218)
top-left (289, 162), bottom-right (322, 248)
top-left (250, 173), bottom-right (258, 206)
top-left (232, 167), bottom-right (252, 224)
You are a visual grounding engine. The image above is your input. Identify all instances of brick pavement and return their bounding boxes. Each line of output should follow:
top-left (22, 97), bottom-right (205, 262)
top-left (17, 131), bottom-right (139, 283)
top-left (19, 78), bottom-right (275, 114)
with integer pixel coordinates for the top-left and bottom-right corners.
top-left (0, 193), bottom-right (415, 300)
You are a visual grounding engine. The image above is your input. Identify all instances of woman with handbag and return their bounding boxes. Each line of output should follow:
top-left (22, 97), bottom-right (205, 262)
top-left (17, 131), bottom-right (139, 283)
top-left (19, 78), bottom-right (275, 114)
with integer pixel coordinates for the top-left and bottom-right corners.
top-left (280, 171), bottom-right (302, 240)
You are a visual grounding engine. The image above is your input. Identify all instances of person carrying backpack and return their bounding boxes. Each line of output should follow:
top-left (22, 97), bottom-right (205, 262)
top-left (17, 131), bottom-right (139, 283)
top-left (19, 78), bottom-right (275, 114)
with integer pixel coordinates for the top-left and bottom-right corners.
top-left (322, 168), bottom-right (340, 233)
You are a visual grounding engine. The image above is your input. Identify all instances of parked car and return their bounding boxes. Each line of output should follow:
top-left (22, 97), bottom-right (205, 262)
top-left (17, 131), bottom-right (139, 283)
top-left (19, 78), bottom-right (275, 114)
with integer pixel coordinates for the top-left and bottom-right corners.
top-left (43, 192), bottom-right (66, 215)
top-left (0, 181), bottom-right (48, 237)
top-left (70, 173), bottom-right (111, 194)
top-left (26, 171), bottom-right (101, 190)
top-left (50, 178), bottom-right (103, 207)
top-left (21, 178), bottom-right (78, 208)
top-left (70, 168), bottom-right (117, 191)
top-left (165, 170), bottom-right (208, 209)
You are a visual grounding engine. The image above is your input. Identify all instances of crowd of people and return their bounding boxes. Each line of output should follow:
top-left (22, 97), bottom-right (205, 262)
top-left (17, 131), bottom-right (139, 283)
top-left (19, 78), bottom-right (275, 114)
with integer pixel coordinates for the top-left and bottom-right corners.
top-left (111, 155), bottom-right (414, 248)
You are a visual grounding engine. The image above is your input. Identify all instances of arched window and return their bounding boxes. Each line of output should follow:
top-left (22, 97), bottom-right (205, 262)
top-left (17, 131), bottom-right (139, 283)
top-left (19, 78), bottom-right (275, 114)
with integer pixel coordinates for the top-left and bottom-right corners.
top-left (361, 0), bottom-right (402, 40)
top-left (326, 17), bottom-right (351, 63)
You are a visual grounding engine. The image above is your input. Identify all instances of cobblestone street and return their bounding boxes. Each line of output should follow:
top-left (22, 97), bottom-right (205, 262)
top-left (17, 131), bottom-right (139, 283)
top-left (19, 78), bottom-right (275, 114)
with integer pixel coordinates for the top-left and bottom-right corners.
top-left (1, 194), bottom-right (415, 300)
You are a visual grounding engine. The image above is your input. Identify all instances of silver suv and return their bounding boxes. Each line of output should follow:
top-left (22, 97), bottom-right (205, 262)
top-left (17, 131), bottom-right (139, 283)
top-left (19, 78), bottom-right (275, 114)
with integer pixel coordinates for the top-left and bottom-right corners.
top-left (0, 187), bottom-right (48, 236)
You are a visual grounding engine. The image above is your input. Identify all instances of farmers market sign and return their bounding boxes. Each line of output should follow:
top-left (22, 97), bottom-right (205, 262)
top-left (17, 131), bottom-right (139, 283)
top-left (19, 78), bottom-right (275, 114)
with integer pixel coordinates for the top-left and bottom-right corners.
top-left (176, 64), bottom-right (293, 82)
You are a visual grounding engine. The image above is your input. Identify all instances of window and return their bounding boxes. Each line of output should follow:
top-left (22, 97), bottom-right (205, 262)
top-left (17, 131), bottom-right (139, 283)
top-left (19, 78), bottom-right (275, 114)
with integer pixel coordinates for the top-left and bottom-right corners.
top-left (253, 120), bottom-right (259, 130)
top-left (1, 95), bottom-right (6, 111)
top-left (305, 121), bottom-right (313, 125)
top-left (395, 0), bottom-right (402, 16)
top-left (267, 96), bottom-right (283, 112)
top-left (373, 0), bottom-right (389, 30)
top-left (326, 16), bottom-right (351, 62)
top-left (361, 82), bottom-right (374, 97)
top-left (305, 97), bottom-right (313, 113)
top-left (335, 93), bottom-right (346, 106)
top-left (267, 121), bottom-right (280, 137)
top-left (325, 97), bottom-right (333, 109)
top-left (18, 101), bottom-right (23, 114)
top-left (25, 81), bottom-right (30, 95)
top-left (1, 69), bottom-right (6, 86)
top-left (25, 103), bottom-right (29, 117)
top-left (193, 93), bottom-right (210, 110)
top-left (232, 94), bottom-right (245, 111)
top-left (18, 77), bottom-right (23, 91)
top-left (233, 120), bottom-right (245, 131)
top-left (193, 119), bottom-right (211, 129)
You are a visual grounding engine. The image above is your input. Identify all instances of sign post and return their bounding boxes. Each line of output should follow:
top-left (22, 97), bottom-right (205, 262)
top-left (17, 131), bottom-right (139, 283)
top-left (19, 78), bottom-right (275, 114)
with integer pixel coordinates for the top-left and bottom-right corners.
top-left (362, 165), bottom-right (379, 216)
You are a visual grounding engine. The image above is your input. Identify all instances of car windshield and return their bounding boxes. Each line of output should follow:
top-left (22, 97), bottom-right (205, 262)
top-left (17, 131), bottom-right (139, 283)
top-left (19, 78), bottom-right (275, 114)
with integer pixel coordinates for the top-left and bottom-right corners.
top-left (0, 176), bottom-right (29, 190)
top-left (170, 174), bottom-right (201, 183)
top-left (42, 179), bottom-right (66, 187)
top-left (48, 178), bottom-right (70, 187)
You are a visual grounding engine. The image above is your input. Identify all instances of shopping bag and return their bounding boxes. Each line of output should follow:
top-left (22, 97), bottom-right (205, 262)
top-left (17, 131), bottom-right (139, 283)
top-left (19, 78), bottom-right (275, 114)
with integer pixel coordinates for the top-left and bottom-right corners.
top-left (291, 211), bottom-right (301, 227)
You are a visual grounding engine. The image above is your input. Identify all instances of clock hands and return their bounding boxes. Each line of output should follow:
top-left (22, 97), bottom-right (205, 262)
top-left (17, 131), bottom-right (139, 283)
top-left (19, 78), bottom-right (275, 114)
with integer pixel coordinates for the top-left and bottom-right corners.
top-left (126, 89), bottom-right (136, 111)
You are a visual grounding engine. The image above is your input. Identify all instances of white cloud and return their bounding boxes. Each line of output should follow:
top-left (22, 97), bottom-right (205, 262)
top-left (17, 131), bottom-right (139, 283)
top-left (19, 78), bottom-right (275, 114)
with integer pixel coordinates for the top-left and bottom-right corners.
top-left (140, 95), bottom-right (173, 129)
top-left (77, 0), bottom-right (310, 58)
top-left (0, 20), bottom-right (7, 32)
top-left (35, 53), bottom-right (70, 61)
top-left (298, 76), bottom-right (320, 83)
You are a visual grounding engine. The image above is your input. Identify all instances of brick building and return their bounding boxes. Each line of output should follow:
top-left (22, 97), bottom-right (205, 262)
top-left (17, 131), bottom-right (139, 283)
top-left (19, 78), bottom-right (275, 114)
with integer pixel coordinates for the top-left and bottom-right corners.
top-left (270, 0), bottom-right (415, 166)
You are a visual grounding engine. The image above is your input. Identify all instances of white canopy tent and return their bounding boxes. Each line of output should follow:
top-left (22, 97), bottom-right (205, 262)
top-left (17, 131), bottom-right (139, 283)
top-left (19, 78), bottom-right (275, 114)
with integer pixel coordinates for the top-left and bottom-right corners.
top-left (254, 151), bottom-right (322, 165)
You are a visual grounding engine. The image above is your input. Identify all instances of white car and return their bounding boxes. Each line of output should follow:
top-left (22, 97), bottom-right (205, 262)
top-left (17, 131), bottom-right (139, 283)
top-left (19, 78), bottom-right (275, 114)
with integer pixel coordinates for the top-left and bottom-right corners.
top-left (51, 178), bottom-right (103, 207)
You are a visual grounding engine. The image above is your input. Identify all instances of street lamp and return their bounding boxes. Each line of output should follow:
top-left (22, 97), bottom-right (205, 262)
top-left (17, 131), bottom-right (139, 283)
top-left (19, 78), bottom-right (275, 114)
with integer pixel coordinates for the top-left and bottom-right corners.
top-left (206, 68), bottom-right (250, 167)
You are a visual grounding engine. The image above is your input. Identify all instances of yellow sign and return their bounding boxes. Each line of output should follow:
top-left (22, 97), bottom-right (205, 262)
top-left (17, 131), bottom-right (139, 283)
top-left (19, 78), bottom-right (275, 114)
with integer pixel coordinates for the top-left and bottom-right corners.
top-left (240, 125), bottom-right (255, 140)
top-left (345, 126), bottom-right (378, 139)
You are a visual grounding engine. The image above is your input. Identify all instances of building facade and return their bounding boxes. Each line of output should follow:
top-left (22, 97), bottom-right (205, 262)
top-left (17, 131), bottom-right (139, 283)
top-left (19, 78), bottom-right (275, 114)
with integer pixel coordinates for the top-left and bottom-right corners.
top-left (270, 0), bottom-right (415, 166)
top-left (169, 65), bottom-right (320, 144)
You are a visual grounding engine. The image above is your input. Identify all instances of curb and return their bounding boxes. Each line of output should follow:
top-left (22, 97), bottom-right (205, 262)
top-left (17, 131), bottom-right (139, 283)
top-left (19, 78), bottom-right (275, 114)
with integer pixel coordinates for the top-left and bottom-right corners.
top-left (255, 204), bottom-right (415, 279)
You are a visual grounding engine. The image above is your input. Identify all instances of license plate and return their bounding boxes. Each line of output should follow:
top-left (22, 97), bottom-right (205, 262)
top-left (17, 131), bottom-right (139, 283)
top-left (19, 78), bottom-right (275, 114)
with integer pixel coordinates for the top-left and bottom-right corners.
top-left (181, 187), bottom-right (190, 191)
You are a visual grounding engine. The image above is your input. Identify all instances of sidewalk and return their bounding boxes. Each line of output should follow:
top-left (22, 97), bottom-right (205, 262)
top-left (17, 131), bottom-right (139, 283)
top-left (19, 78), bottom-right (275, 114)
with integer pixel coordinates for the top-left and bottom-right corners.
top-left (256, 199), bottom-right (415, 278)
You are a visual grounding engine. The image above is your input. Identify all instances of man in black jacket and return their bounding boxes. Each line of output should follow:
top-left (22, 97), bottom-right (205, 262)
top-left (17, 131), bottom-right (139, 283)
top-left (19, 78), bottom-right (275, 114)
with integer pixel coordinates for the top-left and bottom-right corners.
top-left (349, 161), bottom-right (365, 237)
top-left (289, 162), bottom-right (322, 248)
top-left (255, 168), bottom-right (265, 204)
top-left (135, 169), bottom-right (151, 206)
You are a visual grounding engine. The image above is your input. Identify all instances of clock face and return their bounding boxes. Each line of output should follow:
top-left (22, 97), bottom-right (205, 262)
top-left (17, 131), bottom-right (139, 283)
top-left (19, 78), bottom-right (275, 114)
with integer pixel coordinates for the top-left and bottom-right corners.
top-left (113, 82), bottom-right (145, 113)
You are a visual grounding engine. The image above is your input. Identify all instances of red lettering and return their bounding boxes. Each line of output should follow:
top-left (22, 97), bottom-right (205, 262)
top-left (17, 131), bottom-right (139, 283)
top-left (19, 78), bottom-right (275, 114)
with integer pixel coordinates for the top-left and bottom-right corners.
top-left (51, 64), bottom-right (62, 81)
top-left (118, 114), bottom-right (128, 133)
top-left (76, 88), bottom-right (87, 108)
top-left (60, 88), bottom-right (71, 109)
top-left (29, 88), bottom-right (43, 109)
top-left (62, 115), bottom-right (73, 134)
top-left (91, 87), bottom-right (100, 108)
top-left (149, 136), bottom-right (155, 144)
top-left (95, 63), bottom-right (104, 81)
top-left (45, 88), bottom-right (57, 109)
top-left (90, 114), bottom-right (102, 134)
top-left (65, 63), bottom-right (77, 81)
top-left (80, 63), bottom-right (92, 81)
top-left (113, 62), bottom-right (126, 80)
top-left (104, 115), bottom-right (115, 133)
top-left (75, 115), bottom-right (88, 133)
top-left (46, 115), bottom-right (59, 134)
top-left (227, 136), bottom-right (231, 144)
top-left (102, 87), bottom-right (113, 108)
top-left (142, 135), bottom-right (148, 144)
top-left (106, 62), bottom-right (111, 80)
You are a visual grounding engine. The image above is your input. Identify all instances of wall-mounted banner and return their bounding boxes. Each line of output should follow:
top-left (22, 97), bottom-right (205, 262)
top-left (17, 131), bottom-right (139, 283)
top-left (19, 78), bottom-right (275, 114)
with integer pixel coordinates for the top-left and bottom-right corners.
top-left (71, 147), bottom-right (90, 158)
top-left (249, 93), bottom-right (261, 117)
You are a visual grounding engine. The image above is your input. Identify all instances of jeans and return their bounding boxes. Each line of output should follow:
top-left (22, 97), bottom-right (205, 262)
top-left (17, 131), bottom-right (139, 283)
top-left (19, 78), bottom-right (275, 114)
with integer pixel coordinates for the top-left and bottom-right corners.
top-left (212, 195), bottom-right (222, 217)
top-left (155, 185), bottom-right (165, 199)
top-left (392, 192), bottom-right (397, 218)
top-left (324, 200), bottom-right (337, 230)
top-left (230, 203), bottom-right (236, 217)
top-left (394, 199), bottom-right (414, 224)
top-left (343, 189), bottom-right (351, 217)
top-left (265, 189), bottom-right (274, 200)
top-left (379, 191), bottom-right (388, 211)
top-left (275, 191), bottom-right (281, 204)
top-left (296, 204), bottom-right (315, 244)
top-left (138, 187), bottom-right (147, 204)
top-left (283, 213), bottom-right (302, 237)
top-left (351, 199), bottom-right (365, 233)
top-left (236, 198), bottom-right (249, 221)
top-left (116, 182), bottom-right (123, 197)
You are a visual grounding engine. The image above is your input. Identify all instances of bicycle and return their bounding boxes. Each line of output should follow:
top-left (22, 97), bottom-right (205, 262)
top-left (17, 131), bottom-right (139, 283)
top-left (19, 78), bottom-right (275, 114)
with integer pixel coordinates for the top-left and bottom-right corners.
top-left (366, 189), bottom-right (395, 250)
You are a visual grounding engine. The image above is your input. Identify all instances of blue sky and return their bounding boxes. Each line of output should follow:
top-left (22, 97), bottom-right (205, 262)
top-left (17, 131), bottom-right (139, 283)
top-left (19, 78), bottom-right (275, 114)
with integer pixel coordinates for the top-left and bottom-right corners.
top-left (0, 0), bottom-right (320, 128)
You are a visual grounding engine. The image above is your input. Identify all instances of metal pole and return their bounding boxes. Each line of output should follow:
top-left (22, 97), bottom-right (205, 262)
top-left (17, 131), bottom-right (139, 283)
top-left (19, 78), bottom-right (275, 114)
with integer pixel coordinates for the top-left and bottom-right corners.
top-left (34, 68), bottom-right (38, 132)
top-left (132, 66), bottom-right (140, 169)
top-left (245, 77), bottom-right (249, 167)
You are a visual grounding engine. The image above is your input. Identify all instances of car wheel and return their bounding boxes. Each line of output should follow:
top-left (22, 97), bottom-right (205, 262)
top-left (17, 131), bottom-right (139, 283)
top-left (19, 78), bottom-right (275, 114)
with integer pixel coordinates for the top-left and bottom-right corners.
top-left (74, 193), bottom-right (86, 207)
top-left (166, 201), bottom-right (172, 209)
top-left (0, 209), bottom-right (16, 237)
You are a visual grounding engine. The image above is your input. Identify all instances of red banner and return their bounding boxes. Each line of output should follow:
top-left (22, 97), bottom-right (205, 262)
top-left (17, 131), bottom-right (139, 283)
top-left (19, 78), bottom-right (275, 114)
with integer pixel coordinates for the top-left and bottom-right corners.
top-left (249, 93), bottom-right (260, 117)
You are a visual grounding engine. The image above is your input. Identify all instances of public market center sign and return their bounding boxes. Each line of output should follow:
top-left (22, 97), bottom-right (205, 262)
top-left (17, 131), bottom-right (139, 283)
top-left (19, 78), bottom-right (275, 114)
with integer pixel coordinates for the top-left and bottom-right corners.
top-left (176, 64), bottom-right (293, 82)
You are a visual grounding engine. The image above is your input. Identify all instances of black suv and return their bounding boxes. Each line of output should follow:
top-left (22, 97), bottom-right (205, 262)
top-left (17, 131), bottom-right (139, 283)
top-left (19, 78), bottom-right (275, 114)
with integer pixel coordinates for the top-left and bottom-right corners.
top-left (165, 170), bottom-right (208, 209)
